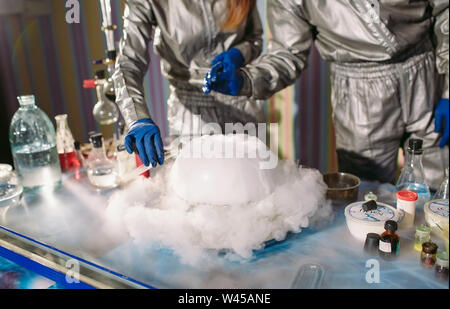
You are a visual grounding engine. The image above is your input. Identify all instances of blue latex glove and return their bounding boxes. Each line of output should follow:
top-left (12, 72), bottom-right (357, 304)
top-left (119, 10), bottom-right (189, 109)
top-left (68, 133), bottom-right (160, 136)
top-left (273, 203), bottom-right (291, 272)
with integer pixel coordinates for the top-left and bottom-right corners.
top-left (125, 118), bottom-right (164, 167)
top-left (434, 98), bottom-right (449, 148)
top-left (203, 48), bottom-right (245, 96)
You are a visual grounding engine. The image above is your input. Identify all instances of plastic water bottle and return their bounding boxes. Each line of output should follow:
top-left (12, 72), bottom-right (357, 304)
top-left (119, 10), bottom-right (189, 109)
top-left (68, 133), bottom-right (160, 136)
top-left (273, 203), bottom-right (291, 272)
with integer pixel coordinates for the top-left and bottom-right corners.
top-left (9, 95), bottom-right (62, 191)
top-left (396, 139), bottom-right (431, 207)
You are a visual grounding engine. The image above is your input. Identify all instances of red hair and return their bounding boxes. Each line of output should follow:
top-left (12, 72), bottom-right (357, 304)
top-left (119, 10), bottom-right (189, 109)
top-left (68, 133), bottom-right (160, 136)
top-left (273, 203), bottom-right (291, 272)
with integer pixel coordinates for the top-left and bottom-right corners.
top-left (221, 0), bottom-right (255, 30)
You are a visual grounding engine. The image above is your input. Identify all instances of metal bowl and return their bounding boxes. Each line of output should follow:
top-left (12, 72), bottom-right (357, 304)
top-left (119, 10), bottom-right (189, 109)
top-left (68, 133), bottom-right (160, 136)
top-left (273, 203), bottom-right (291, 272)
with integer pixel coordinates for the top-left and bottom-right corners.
top-left (323, 172), bottom-right (361, 204)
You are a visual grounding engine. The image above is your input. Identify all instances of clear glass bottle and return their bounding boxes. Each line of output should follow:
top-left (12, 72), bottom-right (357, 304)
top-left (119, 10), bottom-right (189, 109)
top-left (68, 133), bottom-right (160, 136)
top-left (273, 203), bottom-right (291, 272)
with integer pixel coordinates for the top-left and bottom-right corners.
top-left (433, 168), bottom-right (449, 200)
top-left (396, 139), bottom-right (431, 206)
top-left (55, 114), bottom-right (81, 172)
top-left (9, 95), bottom-right (61, 191)
top-left (87, 133), bottom-right (119, 189)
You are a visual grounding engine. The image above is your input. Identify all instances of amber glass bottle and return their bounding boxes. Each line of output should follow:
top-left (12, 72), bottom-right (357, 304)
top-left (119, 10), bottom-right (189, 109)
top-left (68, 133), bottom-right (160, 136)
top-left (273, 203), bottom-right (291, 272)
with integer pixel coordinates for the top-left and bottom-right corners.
top-left (379, 220), bottom-right (400, 260)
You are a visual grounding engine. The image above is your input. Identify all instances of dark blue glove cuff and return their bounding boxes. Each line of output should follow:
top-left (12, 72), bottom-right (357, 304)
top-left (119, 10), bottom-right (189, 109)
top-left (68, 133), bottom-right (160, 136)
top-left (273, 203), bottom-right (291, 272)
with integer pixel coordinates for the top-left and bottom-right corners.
top-left (228, 48), bottom-right (245, 67)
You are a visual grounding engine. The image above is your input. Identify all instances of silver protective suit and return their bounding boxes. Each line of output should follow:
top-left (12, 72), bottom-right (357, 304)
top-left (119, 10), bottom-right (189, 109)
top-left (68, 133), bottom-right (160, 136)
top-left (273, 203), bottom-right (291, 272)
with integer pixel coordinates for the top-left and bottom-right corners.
top-left (241, 0), bottom-right (449, 189)
top-left (113, 0), bottom-right (265, 139)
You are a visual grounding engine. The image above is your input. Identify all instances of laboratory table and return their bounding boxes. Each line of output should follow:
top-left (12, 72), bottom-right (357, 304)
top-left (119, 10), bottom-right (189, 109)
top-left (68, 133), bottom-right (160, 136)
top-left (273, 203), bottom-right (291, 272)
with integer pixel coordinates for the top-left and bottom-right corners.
top-left (0, 171), bottom-right (448, 289)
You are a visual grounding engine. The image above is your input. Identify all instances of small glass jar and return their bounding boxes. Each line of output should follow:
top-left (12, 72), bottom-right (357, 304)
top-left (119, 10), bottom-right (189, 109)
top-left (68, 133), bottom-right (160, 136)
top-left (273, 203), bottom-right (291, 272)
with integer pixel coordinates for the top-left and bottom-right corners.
top-left (414, 224), bottom-right (431, 252)
top-left (0, 164), bottom-right (23, 208)
top-left (435, 251), bottom-right (449, 281)
top-left (364, 191), bottom-right (377, 202)
top-left (421, 242), bottom-right (438, 269)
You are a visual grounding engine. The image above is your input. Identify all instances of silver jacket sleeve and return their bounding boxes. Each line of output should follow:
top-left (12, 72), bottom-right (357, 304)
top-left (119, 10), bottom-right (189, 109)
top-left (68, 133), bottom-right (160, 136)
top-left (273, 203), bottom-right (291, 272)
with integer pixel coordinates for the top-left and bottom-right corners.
top-left (241, 0), bottom-right (312, 100)
top-left (431, 0), bottom-right (449, 98)
top-left (113, 0), bottom-right (155, 127)
top-left (233, 4), bottom-right (263, 65)
top-left (113, 0), bottom-right (264, 127)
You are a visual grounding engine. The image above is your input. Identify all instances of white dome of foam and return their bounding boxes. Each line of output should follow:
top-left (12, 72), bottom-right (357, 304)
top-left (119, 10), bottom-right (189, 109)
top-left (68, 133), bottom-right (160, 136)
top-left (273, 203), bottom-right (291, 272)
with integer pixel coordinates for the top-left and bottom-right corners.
top-left (169, 134), bottom-right (275, 206)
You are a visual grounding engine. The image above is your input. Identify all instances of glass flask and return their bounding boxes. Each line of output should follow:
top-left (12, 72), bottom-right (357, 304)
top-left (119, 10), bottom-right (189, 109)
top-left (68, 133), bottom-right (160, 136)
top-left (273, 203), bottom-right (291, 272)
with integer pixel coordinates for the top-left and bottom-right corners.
top-left (396, 139), bottom-right (431, 206)
top-left (433, 168), bottom-right (449, 200)
top-left (55, 114), bottom-right (81, 172)
top-left (0, 164), bottom-right (23, 208)
top-left (92, 70), bottom-right (119, 126)
top-left (9, 95), bottom-right (62, 191)
top-left (87, 133), bottom-right (119, 189)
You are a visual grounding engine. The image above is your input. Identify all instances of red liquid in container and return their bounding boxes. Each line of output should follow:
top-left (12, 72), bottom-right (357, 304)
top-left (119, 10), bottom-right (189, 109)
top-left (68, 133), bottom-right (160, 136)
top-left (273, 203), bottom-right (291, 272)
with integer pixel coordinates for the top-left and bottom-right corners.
top-left (135, 154), bottom-right (150, 178)
top-left (58, 152), bottom-right (81, 172)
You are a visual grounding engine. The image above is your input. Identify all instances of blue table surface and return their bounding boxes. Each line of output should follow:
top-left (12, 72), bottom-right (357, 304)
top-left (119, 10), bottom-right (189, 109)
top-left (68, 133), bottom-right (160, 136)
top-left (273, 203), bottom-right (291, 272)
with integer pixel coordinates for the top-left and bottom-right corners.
top-left (0, 255), bottom-right (59, 289)
top-left (0, 173), bottom-right (448, 289)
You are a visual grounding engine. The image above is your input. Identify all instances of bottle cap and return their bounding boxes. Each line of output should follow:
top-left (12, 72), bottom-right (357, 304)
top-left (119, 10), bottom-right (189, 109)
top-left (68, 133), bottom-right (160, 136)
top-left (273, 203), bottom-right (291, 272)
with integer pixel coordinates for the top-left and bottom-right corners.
top-left (83, 79), bottom-right (96, 89)
top-left (362, 200), bottom-right (377, 212)
top-left (408, 139), bottom-right (423, 154)
top-left (396, 190), bottom-right (418, 202)
top-left (364, 233), bottom-right (380, 254)
top-left (422, 242), bottom-right (438, 254)
top-left (107, 50), bottom-right (116, 61)
top-left (384, 220), bottom-right (398, 232)
top-left (17, 95), bottom-right (35, 106)
top-left (74, 141), bottom-right (81, 151)
top-left (415, 224), bottom-right (431, 237)
top-left (95, 70), bottom-right (106, 80)
top-left (90, 133), bottom-right (103, 148)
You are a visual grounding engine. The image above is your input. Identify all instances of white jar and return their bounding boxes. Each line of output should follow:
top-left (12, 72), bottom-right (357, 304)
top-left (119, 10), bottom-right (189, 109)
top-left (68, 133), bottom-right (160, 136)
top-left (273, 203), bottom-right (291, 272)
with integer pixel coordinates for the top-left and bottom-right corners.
top-left (396, 190), bottom-right (418, 228)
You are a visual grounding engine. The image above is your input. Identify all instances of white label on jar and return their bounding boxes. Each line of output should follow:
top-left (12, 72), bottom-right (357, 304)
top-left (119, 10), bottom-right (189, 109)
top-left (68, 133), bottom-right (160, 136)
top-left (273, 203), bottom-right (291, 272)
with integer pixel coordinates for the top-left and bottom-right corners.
top-left (429, 201), bottom-right (449, 218)
top-left (379, 240), bottom-right (391, 253)
top-left (349, 204), bottom-right (395, 222)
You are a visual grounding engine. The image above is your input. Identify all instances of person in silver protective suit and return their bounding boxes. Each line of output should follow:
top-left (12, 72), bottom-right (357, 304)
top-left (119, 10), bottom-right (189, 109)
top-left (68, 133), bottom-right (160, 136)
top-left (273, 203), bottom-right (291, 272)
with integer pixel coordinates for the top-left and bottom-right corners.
top-left (112, 0), bottom-right (265, 168)
top-left (206, 0), bottom-right (449, 190)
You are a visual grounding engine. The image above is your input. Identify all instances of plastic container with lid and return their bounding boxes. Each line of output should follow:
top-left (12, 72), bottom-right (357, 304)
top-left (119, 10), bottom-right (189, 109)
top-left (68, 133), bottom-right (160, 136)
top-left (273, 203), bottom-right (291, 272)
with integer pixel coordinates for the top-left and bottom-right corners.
top-left (344, 201), bottom-right (404, 241)
top-left (0, 164), bottom-right (23, 208)
top-left (424, 199), bottom-right (449, 238)
top-left (396, 190), bottom-right (418, 228)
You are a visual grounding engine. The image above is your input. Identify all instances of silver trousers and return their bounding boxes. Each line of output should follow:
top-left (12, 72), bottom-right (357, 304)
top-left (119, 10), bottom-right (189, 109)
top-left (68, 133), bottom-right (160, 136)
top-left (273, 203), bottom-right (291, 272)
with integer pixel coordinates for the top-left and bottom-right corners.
top-left (330, 49), bottom-right (448, 190)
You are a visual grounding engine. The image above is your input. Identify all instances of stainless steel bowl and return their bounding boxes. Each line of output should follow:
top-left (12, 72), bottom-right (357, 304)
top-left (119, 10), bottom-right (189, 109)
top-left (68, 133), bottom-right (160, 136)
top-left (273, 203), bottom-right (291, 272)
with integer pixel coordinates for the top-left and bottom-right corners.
top-left (323, 172), bottom-right (361, 204)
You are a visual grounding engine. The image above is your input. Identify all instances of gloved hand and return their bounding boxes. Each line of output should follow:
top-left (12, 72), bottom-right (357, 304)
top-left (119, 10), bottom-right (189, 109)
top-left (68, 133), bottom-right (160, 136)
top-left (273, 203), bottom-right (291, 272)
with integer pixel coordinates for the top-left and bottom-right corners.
top-left (203, 48), bottom-right (245, 96)
top-left (125, 118), bottom-right (164, 167)
top-left (434, 98), bottom-right (449, 148)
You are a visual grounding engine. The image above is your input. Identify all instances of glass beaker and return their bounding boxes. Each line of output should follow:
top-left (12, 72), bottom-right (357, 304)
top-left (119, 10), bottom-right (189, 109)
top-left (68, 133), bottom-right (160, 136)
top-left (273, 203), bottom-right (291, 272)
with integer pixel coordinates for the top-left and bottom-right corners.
top-left (9, 95), bottom-right (61, 191)
top-left (87, 133), bottom-right (119, 189)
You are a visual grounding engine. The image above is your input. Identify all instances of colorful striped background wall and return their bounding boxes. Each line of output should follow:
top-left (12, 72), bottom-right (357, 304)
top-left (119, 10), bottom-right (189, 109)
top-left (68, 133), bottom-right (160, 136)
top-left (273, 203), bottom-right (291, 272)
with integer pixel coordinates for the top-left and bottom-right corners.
top-left (0, 0), bottom-right (337, 173)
